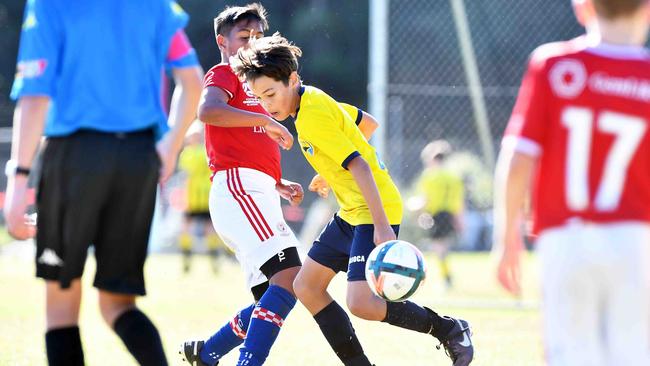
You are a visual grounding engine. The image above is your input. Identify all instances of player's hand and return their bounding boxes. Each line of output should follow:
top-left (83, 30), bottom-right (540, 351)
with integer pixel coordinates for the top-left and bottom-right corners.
top-left (276, 179), bottom-right (304, 206)
top-left (156, 135), bottom-right (178, 184)
top-left (264, 118), bottom-right (293, 150)
top-left (308, 174), bottom-right (330, 198)
top-left (4, 175), bottom-right (36, 240)
top-left (373, 223), bottom-right (396, 245)
top-left (495, 234), bottom-right (523, 296)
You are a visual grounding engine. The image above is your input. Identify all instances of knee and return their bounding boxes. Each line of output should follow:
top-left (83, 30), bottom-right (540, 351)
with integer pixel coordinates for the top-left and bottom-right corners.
top-left (98, 292), bottom-right (136, 327)
top-left (346, 297), bottom-right (375, 320)
top-left (292, 273), bottom-right (311, 301)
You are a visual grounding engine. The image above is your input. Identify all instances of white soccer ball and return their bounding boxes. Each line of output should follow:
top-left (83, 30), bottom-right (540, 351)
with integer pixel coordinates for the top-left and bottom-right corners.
top-left (365, 240), bottom-right (427, 302)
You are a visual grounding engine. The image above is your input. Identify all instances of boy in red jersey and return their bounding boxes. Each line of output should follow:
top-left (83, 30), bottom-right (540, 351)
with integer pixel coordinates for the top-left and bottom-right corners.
top-left (180, 4), bottom-right (303, 366)
top-left (494, 0), bottom-right (650, 364)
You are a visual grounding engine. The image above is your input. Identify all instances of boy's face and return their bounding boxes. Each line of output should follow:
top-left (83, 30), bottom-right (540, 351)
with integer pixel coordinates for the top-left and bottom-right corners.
top-left (217, 20), bottom-right (264, 58)
top-left (249, 72), bottom-right (300, 121)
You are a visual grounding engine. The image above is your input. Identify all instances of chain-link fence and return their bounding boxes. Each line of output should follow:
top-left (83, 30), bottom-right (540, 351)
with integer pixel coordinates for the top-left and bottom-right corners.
top-left (377, 0), bottom-right (582, 248)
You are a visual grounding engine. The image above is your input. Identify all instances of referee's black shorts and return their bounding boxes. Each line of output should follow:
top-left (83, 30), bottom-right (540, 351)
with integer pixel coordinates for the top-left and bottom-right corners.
top-left (35, 128), bottom-right (160, 295)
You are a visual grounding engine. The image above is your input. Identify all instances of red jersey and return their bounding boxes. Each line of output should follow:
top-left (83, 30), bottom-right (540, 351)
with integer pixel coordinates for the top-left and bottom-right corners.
top-left (504, 37), bottom-right (650, 234)
top-left (203, 63), bottom-right (281, 182)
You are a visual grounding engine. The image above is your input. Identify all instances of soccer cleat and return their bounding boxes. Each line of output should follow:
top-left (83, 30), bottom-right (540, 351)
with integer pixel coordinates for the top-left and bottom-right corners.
top-left (179, 340), bottom-right (213, 366)
top-left (436, 317), bottom-right (474, 366)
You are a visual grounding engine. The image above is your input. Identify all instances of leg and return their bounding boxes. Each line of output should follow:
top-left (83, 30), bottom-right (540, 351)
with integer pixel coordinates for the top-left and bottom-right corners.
top-left (602, 225), bottom-right (650, 365)
top-left (99, 290), bottom-right (167, 366)
top-left (347, 224), bottom-right (472, 365)
top-left (238, 248), bottom-right (301, 366)
top-left (93, 131), bottom-right (167, 365)
top-left (295, 241), bottom-right (372, 366)
top-left (45, 280), bottom-right (84, 366)
top-left (538, 228), bottom-right (604, 366)
top-left (179, 215), bottom-right (193, 273)
top-left (185, 282), bottom-right (269, 366)
top-left (203, 218), bottom-right (221, 273)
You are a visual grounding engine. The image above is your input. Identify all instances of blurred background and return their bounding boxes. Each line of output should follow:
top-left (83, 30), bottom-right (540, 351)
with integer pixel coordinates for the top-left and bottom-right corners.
top-left (0, 0), bottom-right (584, 252)
top-left (0, 1), bottom-right (588, 364)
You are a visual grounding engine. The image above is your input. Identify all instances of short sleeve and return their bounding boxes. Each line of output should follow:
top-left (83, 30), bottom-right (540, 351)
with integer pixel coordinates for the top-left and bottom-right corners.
top-left (502, 52), bottom-right (549, 157)
top-left (301, 106), bottom-right (360, 169)
top-left (158, 1), bottom-right (189, 57)
top-left (10, 0), bottom-right (63, 100)
top-left (203, 65), bottom-right (239, 100)
top-left (338, 103), bottom-right (363, 125)
top-left (165, 30), bottom-right (199, 69)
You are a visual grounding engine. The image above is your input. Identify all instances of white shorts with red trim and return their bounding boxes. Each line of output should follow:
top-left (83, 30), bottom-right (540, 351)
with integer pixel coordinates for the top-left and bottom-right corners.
top-left (210, 167), bottom-right (300, 289)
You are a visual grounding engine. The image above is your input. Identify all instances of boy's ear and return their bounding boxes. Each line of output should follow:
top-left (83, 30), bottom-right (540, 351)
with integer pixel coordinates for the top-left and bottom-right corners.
top-left (216, 34), bottom-right (227, 52)
top-left (289, 71), bottom-right (299, 87)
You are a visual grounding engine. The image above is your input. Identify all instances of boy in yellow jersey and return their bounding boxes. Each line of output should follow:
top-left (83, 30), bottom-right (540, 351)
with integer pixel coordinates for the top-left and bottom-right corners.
top-left (232, 34), bottom-right (474, 366)
top-left (177, 123), bottom-right (221, 273)
top-left (414, 140), bottom-right (465, 288)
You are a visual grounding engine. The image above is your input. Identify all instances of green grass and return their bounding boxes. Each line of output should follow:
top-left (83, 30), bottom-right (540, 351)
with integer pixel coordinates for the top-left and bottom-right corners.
top-left (0, 249), bottom-right (544, 366)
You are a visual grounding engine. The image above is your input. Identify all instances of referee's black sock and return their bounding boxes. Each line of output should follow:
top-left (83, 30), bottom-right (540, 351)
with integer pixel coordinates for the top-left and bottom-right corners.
top-left (46, 326), bottom-right (85, 366)
top-left (313, 301), bottom-right (372, 366)
top-left (113, 309), bottom-right (168, 366)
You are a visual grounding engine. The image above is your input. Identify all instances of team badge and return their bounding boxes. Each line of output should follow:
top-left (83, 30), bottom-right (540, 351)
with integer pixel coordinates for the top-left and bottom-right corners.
top-left (549, 59), bottom-right (587, 99)
top-left (299, 140), bottom-right (314, 156)
top-left (276, 222), bottom-right (290, 236)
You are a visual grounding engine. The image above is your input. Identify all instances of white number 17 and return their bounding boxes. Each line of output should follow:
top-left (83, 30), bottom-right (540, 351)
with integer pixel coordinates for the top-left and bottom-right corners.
top-left (562, 107), bottom-right (646, 212)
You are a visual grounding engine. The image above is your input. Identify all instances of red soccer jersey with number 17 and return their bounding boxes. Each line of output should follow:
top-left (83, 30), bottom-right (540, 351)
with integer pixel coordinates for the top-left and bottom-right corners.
top-left (504, 36), bottom-right (650, 234)
top-left (202, 63), bottom-right (281, 182)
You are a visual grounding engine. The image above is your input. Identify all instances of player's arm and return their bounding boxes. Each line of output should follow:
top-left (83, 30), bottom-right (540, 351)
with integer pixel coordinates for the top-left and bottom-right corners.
top-left (197, 86), bottom-right (292, 149)
top-left (347, 155), bottom-right (396, 245)
top-left (4, 96), bottom-right (48, 239)
top-left (157, 65), bottom-right (204, 182)
top-left (198, 87), bottom-right (272, 127)
top-left (493, 147), bottom-right (537, 296)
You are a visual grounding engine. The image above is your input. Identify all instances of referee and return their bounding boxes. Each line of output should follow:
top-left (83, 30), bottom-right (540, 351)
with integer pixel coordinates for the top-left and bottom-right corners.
top-left (4, 1), bottom-right (203, 365)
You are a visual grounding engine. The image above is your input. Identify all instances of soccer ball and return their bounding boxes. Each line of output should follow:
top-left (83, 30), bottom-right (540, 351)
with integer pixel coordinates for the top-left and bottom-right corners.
top-left (365, 240), bottom-right (427, 302)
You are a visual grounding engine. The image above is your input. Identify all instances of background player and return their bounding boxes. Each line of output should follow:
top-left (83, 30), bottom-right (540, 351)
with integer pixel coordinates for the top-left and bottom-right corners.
top-left (4, 1), bottom-right (203, 365)
top-left (180, 4), bottom-right (303, 366)
top-left (232, 34), bottom-right (474, 366)
top-left (412, 140), bottom-right (465, 289)
top-left (177, 122), bottom-right (222, 274)
top-left (493, 0), bottom-right (650, 364)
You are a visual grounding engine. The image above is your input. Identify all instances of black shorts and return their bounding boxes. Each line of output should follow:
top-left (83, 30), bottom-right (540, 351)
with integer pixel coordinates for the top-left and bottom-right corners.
top-left (184, 211), bottom-right (211, 221)
top-left (36, 129), bottom-right (160, 295)
top-left (308, 214), bottom-right (400, 281)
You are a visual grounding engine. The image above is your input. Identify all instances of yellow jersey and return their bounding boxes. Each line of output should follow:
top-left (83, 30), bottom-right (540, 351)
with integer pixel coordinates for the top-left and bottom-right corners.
top-left (295, 86), bottom-right (402, 225)
top-left (178, 144), bottom-right (212, 213)
top-left (415, 167), bottom-right (464, 215)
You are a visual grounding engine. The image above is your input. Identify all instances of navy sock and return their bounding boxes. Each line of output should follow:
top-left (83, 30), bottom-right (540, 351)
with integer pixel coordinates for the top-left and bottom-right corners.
top-left (200, 303), bottom-right (255, 365)
top-left (237, 285), bottom-right (296, 366)
top-left (113, 309), bottom-right (168, 366)
top-left (45, 326), bottom-right (84, 366)
top-left (313, 301), bottom-right (372, 366)
top-left (383, 302), bottom-right (454, 339)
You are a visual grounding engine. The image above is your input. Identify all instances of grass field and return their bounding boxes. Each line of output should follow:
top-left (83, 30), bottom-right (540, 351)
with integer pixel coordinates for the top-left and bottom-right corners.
top-left (0, 243), bottom-right (544, 366)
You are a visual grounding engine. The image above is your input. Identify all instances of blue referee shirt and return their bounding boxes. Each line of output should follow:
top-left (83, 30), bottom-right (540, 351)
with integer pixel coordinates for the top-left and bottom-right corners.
top-left (11, 0), bottom-right (190, 139)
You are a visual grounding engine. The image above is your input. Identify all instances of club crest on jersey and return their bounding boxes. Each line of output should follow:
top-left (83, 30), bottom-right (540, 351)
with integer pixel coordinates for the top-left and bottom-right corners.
top-left (549, 59), bottom-right (587, 99)
top-left (299, 140), bottom-right (314, 156)
top-left (276, 222), bottom-right (290, 236)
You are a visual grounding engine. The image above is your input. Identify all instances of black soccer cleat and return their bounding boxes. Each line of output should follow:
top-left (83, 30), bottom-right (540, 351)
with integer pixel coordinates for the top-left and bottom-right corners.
top-left (179, 340), bottom-right (213, 366)
top-left (436, 317), bottom-right (474, 366)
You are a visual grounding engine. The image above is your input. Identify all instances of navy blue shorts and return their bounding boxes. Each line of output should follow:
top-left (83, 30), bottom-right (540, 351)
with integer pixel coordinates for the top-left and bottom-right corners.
top-left (308, 214), bottom-right (400, 281)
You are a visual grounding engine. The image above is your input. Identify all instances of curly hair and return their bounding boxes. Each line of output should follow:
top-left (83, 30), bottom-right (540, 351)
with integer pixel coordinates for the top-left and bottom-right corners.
top-left (231, 33), bottom-right (302, 85)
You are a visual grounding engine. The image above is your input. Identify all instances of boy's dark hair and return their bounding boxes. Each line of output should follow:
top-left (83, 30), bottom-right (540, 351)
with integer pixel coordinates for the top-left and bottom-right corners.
top-left (214, 3), bottom-right (269, 37)
top-left (232, 33), bottom-right (302, 85)
top-left (593, 0), bottom-right (648, 19)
